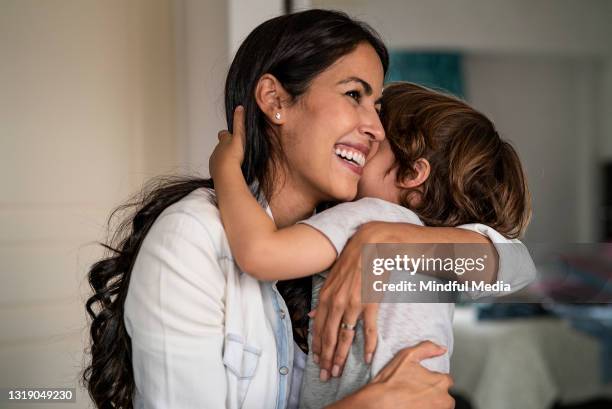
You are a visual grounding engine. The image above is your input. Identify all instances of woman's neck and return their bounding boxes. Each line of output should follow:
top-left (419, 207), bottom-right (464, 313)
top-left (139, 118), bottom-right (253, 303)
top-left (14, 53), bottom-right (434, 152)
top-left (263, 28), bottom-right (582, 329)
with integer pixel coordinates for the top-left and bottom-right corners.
top-left (267, 181), bottom-right (319, 228)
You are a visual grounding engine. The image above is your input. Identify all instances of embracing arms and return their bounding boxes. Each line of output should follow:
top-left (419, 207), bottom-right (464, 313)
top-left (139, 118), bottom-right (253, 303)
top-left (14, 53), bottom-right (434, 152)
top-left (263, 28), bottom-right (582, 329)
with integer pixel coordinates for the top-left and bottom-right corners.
top-left (311, 220), bottom-right (536, 376)
top-left (212, 108), bottom-right (536, 376)
top-left (122, 191), bottom-right (456, 409)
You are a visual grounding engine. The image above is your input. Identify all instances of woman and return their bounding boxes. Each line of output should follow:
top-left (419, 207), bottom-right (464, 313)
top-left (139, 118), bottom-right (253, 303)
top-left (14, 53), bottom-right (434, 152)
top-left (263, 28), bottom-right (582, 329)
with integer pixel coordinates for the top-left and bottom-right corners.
top-left (84, 9), bottom-right (523, 409)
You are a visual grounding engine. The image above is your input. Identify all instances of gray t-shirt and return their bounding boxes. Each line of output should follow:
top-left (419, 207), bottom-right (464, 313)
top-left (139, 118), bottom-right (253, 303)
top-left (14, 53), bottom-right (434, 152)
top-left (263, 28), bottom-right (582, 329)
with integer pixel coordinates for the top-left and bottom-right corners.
top-left (297, 198), bottom-right (536, 408)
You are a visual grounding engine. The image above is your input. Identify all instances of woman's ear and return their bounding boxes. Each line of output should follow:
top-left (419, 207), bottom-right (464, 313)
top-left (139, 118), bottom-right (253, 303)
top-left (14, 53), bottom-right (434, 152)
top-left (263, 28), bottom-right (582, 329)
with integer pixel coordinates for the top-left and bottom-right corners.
top-left (397, 158), bottom-right (431, 189)
top-left (255, 73), bottom-right (290, 125)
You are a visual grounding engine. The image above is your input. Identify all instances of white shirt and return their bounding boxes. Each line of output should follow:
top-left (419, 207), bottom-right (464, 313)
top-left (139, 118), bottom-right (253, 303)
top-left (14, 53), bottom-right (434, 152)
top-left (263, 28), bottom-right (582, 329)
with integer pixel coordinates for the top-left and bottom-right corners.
top-left (124, 188), bottom-right (294, 409)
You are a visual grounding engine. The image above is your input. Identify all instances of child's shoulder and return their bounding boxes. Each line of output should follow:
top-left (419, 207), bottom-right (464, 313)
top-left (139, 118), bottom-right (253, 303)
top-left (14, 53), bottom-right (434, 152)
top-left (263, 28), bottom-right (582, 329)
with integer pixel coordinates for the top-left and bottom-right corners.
top-left (322, 197), bottom-right (424, 226)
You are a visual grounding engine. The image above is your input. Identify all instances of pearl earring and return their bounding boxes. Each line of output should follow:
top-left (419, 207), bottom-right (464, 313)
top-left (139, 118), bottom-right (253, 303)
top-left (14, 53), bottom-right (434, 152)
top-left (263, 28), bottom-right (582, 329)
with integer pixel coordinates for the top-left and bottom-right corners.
top-left (274, 112), bottom-right (281, 120)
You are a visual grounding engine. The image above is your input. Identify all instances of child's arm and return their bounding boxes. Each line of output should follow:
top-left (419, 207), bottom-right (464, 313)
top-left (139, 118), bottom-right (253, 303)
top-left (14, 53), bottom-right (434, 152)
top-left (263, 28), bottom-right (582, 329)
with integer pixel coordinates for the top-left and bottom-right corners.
top-left (209, 107), bottom-right (336, 281)
top-left (213, 161), bottom-right (336, 280)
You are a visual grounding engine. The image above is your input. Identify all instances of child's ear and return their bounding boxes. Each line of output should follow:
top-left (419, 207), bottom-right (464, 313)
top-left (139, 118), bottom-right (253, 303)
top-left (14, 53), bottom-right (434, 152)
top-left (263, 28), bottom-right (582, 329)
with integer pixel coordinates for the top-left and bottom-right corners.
top-left (397, 158), bottom-right (431, 189)
top-left (254, 74), bottom-right (289, 125)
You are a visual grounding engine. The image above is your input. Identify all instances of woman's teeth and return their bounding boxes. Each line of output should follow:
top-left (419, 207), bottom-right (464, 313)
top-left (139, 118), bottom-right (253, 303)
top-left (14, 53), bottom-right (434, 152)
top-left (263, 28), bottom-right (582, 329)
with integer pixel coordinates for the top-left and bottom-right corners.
top-left (335, 147), bottom-right (365, 167)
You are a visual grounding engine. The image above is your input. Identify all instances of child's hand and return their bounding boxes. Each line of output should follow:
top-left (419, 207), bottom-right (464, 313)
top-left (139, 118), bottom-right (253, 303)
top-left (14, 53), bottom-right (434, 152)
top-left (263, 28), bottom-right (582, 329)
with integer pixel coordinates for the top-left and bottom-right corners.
top-left (209, 106), bottom-right (246, 180)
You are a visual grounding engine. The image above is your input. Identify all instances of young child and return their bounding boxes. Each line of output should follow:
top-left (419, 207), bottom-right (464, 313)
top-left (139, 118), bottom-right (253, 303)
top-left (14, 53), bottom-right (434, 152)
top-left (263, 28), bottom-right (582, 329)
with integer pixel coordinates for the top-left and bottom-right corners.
top-left (209, 82), bottom-right (534, 408)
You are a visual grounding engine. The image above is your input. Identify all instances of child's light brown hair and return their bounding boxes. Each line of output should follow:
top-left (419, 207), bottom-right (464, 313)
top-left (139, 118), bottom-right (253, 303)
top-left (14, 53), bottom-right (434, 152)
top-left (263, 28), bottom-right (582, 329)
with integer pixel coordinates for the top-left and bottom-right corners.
top-left (381, 82), bottom-right (531, 239)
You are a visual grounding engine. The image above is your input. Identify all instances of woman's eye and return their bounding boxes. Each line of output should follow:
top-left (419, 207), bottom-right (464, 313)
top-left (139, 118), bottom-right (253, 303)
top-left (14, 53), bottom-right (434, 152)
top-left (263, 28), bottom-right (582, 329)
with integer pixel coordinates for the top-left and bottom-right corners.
top-left (345, 90), bottom-right (361, 102)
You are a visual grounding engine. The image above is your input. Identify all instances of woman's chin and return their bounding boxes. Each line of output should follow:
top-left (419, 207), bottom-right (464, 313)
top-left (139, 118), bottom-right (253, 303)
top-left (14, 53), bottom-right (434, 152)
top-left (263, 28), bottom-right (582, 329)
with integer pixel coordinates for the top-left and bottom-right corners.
top-left (331, 184), bottom-right (358, 203)
top-left (322, 171), bottom-right (359, 202)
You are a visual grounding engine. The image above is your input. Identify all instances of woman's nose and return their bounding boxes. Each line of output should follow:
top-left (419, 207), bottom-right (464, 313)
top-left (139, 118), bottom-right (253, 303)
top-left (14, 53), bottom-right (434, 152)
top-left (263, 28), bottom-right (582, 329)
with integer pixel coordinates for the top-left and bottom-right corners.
top-left (360, 109), bottom-right (385, 142)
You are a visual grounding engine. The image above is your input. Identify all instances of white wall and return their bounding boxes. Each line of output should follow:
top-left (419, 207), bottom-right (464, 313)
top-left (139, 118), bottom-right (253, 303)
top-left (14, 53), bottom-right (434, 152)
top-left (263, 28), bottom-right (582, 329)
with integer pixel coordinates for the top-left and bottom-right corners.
top-left (174, 0), bottom-right (228, 174)
top-left (0, 2), bottom-right (284, 406)
top-left (229, 0), bottom-right (283, 57)
top-left (174, 0), bottom-right (283, 175)
top-left (314, 0), bottom-right (612, 56)
top-left (464, 55), bottom-right (601, 242)
top-left (0, 1), bottom-right (178, 407)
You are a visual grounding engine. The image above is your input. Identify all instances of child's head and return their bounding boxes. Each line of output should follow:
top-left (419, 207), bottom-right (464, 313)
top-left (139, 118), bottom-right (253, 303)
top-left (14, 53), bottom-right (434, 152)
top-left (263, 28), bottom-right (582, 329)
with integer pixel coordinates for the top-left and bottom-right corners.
top-left (357, 82), bottom-right (531, 239)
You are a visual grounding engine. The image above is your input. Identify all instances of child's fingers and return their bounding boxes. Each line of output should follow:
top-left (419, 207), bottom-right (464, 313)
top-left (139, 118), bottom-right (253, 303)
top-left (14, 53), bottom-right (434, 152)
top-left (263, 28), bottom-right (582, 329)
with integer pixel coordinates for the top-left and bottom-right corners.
top-left (218, 130), bottom-right (231, 141)
top-left (232, 106), bottom-right (245, 141)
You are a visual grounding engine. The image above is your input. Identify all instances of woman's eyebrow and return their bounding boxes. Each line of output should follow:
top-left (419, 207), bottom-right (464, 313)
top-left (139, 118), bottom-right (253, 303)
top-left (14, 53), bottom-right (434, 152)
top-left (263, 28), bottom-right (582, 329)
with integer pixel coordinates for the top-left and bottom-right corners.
top-left (337, 76), bottom-right (373, 95)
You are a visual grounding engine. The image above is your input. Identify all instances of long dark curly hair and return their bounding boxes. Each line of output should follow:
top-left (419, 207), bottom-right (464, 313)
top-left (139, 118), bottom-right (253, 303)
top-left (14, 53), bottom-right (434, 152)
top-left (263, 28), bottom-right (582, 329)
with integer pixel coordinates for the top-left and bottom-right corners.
top-left (83, 8), bottom-right (388, 408)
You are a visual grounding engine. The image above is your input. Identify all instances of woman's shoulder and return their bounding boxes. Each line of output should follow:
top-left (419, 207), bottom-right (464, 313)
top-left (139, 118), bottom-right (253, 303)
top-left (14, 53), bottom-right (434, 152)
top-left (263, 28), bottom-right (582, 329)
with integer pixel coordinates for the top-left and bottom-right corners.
top-left (162, 187), bottom-right (219, 220)
top-left (147, 187), bottom-right (231, 257)
top-left (126, 187), bottom-right (230, 335)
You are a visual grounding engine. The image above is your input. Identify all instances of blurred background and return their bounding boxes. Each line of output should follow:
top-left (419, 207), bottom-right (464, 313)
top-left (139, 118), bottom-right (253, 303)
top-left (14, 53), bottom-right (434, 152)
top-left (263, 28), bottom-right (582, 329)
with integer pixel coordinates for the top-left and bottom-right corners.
top-left (1, 0), bottom-right (611, 408)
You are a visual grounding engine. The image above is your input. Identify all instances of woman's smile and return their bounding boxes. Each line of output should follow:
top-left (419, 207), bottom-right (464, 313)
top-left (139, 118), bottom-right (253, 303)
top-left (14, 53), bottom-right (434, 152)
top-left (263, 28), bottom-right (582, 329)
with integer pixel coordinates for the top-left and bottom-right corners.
top-left (334, 143), bottom-right (370, 175)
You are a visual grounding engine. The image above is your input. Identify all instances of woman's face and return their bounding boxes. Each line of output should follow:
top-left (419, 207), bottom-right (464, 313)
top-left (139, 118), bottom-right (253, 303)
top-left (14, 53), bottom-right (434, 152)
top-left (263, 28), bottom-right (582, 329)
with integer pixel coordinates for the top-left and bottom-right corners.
top-left (280, 42), bottom-right (385, 203)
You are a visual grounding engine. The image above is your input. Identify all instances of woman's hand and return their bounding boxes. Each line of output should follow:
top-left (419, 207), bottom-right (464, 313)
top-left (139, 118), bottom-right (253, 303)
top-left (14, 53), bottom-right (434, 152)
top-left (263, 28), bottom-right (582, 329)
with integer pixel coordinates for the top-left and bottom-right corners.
top-left (209, 106), bottom-right (246, 180)
top-left (327, 341), bottom-right (455, 409)
top-left (312, 219), bottom-right (496, 380)
top-left (311, 222), bottom-right (387, 380)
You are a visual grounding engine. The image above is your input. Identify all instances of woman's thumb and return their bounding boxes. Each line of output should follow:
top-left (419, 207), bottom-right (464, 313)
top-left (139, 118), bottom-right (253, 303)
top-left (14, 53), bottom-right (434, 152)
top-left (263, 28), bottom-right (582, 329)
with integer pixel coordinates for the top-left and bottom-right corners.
top-left (405, 341), bottom-right (447, 363)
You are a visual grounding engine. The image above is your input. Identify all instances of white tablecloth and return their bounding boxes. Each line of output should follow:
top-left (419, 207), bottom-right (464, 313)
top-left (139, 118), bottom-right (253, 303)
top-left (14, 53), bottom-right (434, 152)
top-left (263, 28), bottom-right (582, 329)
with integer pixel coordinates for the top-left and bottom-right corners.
top-left (451, 306), bottom-right (612, 409)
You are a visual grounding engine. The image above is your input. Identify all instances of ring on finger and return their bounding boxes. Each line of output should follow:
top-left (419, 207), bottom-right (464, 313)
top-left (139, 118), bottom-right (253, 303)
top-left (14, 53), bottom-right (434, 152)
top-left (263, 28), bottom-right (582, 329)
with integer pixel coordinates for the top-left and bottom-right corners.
top-left (340, 322), bottom-right (356, 331)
